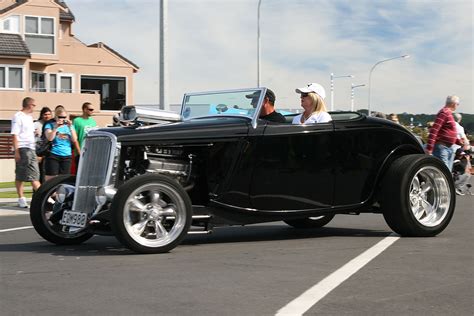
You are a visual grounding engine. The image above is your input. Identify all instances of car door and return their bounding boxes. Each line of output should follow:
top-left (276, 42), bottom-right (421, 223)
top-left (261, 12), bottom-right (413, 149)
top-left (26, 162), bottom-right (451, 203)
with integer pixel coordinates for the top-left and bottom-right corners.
top-left (250, 121), bottom-right (335, 211)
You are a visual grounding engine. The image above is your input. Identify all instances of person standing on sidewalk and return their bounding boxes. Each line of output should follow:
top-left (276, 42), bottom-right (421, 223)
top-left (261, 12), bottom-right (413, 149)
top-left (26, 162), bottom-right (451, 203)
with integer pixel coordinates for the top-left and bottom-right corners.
top-left (11, 97), bottom-right (41, 208)
top-left (425, 95), bottom-right (462, 171)
top-left (73, 102), bottom-right (97, 164)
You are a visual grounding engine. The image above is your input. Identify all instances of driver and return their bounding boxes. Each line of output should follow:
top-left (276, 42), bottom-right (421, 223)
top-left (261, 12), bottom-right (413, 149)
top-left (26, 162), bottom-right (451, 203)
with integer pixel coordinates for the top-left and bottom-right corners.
top-left (246, 89), bottom-right (286, 123)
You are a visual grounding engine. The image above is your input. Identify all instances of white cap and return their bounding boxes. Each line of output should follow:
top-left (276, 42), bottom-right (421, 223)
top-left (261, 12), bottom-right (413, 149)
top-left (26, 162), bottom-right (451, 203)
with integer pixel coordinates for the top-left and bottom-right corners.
top-left (295, 83), bottom-right (326, 99)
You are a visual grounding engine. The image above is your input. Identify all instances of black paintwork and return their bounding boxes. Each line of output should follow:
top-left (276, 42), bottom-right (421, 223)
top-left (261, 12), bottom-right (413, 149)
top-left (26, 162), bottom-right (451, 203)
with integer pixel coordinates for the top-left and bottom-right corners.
top-left (100, 114), bottom-right (424, 222)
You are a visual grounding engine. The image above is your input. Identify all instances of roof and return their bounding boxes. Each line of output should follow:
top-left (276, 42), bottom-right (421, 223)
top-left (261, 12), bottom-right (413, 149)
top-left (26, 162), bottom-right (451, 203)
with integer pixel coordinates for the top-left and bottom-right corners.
top-left (0, 33), bottom-right (30, 58)
top-left (0, 1), bottom-right (75, 21)
top-left (88, 42), bottom-right (140, 70)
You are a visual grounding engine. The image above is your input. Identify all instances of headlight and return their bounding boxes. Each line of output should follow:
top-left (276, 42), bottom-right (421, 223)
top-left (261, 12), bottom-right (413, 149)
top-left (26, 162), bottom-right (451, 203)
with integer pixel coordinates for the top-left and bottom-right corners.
top-left (95, 186), bottom-right (117, 205)
top-left (56, 184), bottom-right (75, 203)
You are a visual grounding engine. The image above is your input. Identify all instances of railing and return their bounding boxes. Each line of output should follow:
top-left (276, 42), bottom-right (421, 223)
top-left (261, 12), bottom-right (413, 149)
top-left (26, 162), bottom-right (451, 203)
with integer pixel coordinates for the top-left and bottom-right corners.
top-left (0, 133), bottom-right (14, 159)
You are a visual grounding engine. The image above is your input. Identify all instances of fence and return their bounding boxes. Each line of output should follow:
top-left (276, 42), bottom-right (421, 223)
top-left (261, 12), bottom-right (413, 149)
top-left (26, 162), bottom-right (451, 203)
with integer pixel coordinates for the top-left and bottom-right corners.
top-left (0, 133), bottom-right (14, 159)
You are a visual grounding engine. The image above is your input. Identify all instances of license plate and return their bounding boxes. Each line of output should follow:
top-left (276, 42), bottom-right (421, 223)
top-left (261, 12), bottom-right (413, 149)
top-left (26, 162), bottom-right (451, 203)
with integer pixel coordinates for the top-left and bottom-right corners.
top-left (60, 211), bottom-right (88, 228)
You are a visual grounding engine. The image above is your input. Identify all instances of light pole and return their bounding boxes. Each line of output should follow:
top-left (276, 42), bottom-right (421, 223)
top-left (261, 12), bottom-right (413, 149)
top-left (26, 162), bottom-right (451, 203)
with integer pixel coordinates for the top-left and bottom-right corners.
top-left (330, 73), bottom-right (354, 111)
top-left (351, 83), bottom-right (365, 111)
top-left (257, 0), bottom-right (262, 87)
top-left (159, 0), bottom-right (168, 110)
top-left (367, 54), bottom-right (410, 116)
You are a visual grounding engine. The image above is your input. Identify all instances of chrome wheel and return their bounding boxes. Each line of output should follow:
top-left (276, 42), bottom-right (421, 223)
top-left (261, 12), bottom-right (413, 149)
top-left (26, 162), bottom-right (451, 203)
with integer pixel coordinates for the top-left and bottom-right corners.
top-left (408, 166), bottom-right (451, 227)
top-left (123, 183), bottom-right (187, 248)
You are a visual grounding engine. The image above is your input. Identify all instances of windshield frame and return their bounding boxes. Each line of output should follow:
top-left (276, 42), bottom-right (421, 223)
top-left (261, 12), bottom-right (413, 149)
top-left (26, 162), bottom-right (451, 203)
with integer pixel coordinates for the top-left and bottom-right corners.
top-left (180, 87), bottom-right (267, 129)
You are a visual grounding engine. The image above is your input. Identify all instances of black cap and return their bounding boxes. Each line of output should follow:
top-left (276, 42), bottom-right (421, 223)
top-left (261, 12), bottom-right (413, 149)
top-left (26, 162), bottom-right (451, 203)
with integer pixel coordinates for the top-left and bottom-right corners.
top-left (245, 89), bottom-right (276, 104)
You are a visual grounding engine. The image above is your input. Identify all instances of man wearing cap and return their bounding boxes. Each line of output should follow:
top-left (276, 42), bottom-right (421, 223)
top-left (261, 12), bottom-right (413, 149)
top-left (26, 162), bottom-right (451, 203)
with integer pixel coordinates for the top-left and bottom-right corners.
top-left (247, 89), bottom-right (286, 123)
top-left (293, 83), bottom-right (332, 124)
top-left (425, 95), bottom-right (463, 171)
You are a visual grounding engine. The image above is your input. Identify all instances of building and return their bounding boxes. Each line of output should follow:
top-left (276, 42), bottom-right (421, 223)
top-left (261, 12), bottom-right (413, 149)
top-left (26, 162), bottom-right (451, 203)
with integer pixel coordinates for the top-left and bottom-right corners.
top-left (0, 0), bottom-right (139, 128)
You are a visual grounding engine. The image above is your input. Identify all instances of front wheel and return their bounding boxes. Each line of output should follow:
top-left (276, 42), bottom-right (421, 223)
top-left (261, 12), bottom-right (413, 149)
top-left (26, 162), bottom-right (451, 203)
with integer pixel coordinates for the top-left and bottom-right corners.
top-left (284, 214), bottom-right (335, 229)
top-left (110, 174), bottom-right (192, 254)
top-left (30, 175), bottom-right (93, 245)
top-left (381, 154), bottom-right (455, 236)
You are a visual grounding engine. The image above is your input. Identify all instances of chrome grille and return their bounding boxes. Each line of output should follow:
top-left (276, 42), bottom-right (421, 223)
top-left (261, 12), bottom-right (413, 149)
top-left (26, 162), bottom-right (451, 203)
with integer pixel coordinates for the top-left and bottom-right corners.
top-left (73, 132), bottom-right (117, 214)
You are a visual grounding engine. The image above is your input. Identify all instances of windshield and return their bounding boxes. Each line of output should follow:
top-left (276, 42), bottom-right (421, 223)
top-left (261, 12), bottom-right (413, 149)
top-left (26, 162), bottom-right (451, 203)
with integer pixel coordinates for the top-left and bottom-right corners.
top-left (181, 88), bottom-right (265, 121)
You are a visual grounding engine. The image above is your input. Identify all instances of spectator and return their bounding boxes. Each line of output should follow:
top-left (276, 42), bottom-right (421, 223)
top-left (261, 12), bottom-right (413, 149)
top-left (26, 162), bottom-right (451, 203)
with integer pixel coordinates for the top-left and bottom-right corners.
top-left (452, 148), bottom-right (472, 195)
top-left (388, 113), bottom-right (400, 124)
top-left (73, 102), bottom-right (97, 150)
top-left (34, 107), bottom-right (52, 183)
top-left (293, 83), bottom-right (331, 124)
top-left (425, 95), bottom-right (462, 171)
top-left (43, 109), bottom-right (80, 181)
top-left (374, 112), bottom-right (386, 119)
top-left (11, 97), bottom-right (41, 208)
top-left (452, 113), bottom-right (470, 152)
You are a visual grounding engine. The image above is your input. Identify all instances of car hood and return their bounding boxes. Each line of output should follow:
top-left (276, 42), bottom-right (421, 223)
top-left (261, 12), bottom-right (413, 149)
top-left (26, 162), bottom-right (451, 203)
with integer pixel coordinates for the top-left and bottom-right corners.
top-left (96, 117), bottom-right (251, 144)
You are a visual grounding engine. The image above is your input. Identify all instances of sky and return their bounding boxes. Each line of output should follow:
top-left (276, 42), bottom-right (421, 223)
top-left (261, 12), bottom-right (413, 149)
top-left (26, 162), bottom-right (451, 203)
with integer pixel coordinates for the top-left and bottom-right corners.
top-left (67, 0), bottom-right (473, 114)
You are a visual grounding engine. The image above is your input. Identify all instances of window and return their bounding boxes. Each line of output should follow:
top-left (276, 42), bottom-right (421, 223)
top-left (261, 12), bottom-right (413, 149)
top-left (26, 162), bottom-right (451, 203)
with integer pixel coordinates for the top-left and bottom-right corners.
top-left (81, 76), bottom-right (126, 110)
top-left (49, 74), bottom-right (57, 92)
top-left (60, 75), bottom-right (72, 93)
top-left (31, 72), bottom-right (46, 92)
top-left (1, 15), bottom-right (20, 33)
top-left (24, 16), bottom-right (55, 54)
top-left (0, 65), bottom-right (23, 89)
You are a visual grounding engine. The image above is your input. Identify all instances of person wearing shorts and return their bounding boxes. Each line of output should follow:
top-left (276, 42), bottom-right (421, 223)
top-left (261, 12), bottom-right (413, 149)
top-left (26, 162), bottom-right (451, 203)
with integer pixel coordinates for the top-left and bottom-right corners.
top-left (43, 109), bottom-right (80, 181)
top-left (11, 97), bottom-right (41, 208)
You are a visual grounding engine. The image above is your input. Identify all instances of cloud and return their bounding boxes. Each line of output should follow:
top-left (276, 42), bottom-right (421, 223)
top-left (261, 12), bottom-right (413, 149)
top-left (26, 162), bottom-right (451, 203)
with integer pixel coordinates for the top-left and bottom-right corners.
top-left (67, 0), bottom-right (473, 114)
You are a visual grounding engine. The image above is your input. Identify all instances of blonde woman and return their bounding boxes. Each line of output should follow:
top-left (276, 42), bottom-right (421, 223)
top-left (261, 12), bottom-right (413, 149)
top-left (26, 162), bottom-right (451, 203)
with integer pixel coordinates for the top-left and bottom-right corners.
top-left (292, 83), bottom-right (332, 124)
top-left (43, 109), bottom-right (80, 181)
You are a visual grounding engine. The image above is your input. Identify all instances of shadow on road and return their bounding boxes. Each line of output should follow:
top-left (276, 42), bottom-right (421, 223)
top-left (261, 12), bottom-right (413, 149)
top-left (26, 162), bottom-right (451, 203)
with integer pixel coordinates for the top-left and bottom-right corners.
top-left (0, 224), bottom-right (391, 256)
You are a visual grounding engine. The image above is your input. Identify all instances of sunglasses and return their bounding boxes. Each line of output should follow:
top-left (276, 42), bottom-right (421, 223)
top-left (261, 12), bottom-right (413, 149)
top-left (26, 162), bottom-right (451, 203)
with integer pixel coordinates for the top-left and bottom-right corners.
top-left (300, 93), bottom-right (309, 98)
top-left (58, 116), bottom-right (67, 119)
top-left (87, 108), bottom-right (94, 111)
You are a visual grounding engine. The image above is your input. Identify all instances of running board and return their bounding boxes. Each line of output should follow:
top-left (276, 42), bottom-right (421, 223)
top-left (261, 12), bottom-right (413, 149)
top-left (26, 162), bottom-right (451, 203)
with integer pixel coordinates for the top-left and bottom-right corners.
top-left (189, 214), bottom-right (213, 234)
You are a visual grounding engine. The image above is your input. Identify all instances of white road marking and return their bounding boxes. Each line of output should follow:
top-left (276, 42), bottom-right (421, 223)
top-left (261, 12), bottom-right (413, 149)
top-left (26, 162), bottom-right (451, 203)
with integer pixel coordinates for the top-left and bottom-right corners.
top-left (0, 226), bottom-right (33, 233)
top-left (276, 234), bottom-right (400, 316)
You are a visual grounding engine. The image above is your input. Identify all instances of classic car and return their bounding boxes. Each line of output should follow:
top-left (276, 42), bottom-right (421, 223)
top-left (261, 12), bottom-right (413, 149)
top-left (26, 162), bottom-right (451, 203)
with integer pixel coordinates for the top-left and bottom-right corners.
top-left (30, 88), bottom-right (456, 254)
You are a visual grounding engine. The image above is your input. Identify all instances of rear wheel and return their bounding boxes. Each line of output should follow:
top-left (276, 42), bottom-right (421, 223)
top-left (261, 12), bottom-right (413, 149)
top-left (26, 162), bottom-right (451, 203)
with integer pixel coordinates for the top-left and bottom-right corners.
top-left (284, 214), bottom-right (335, 229)
top-left (30, 175), bottom-right (93, 245)
top-left (381, 154), bottom-right (455, 236)
top-left (111, 174), bottom-right (192, 254)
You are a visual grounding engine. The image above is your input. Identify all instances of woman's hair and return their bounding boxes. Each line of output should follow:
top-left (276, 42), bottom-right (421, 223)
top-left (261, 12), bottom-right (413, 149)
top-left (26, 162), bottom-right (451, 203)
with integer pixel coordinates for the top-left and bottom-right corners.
top-left (308, 92), bottom-right (328, 113)
top-left (38, 107), bottom-right (52, 120)
top-left (55, 107), bottom-right (67, 118)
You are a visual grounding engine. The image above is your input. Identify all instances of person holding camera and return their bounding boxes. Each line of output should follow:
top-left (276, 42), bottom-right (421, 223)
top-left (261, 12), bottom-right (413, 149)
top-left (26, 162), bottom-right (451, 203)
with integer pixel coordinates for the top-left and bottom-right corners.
top-left (43, 109), bottom-right (80, 181)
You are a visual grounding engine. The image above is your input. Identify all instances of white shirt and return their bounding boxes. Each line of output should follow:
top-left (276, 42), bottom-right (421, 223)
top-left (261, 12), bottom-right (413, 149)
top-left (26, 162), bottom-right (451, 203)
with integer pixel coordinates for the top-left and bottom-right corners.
top-left (453, 121), bottom-right (469, 152)
top-left (11, 111), bottom-right (36, 149)
top-left (292, 112), bottom-right (332, 124)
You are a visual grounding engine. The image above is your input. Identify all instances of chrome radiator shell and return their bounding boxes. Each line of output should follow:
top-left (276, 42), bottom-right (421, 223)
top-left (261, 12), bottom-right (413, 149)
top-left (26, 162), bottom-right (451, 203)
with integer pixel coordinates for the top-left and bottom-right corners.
top-left (72, 131), bottom-right (118, 214)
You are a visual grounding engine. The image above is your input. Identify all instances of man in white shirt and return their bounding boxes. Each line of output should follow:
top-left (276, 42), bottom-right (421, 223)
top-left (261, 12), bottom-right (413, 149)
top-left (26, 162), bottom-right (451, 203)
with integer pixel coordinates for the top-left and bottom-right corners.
top-left (11, 97), bottom-right (41, 208)
top-left (453, 113), bottom-right (470, 152)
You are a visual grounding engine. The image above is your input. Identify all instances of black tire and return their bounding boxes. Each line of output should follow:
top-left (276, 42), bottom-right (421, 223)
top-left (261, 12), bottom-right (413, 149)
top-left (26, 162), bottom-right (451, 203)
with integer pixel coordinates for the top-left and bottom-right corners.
top-left (381, 154), bottom-right (455, 236)
top-left (30, 175), bottom-right (94, 245)
top-left (284, 214), bottom-right (335, 229)
top-left (110, 174), bottom-right (192, 254)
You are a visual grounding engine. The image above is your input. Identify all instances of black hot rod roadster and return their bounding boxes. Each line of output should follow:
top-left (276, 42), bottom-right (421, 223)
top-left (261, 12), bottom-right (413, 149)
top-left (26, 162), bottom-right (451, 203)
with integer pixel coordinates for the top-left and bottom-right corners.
top-left (30, 88), bottom-right (456, 253)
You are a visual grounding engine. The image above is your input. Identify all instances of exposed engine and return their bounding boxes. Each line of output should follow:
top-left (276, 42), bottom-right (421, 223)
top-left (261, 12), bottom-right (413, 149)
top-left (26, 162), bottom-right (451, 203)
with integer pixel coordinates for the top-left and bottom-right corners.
top-left (122, 145), bottom-right (194, 188)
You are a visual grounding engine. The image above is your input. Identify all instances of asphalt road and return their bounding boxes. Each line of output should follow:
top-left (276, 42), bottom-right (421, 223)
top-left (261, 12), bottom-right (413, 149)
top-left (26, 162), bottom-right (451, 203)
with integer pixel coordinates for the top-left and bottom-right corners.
top-left (1, 195), bottom-right (473, 316)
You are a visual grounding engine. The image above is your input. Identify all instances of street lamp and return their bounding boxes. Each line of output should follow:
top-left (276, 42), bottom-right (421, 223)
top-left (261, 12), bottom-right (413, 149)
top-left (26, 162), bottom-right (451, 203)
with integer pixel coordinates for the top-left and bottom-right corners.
top-left (351, 83), bottom-right (365, 111)
top-left (257, 0), bottom-right (262, 87)
top-left (367, 54), bottom-right (410, 116)
top-left (159, 0), bottom-right (168, 110)
top-left (330, 73), bottom-right (354, 111)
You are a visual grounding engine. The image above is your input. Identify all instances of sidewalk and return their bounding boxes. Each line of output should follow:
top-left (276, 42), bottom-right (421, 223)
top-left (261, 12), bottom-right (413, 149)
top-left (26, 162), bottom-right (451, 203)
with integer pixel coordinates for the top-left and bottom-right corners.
top-left (0, 197), bottom-right (31, 216)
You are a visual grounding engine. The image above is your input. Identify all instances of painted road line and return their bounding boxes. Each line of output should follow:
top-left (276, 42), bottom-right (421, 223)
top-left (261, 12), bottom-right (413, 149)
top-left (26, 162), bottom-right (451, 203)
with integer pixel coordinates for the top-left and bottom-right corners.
top-left (276, 233), bottom-right (400, 316)
top-left (0, 226), bottom-right (33, 233)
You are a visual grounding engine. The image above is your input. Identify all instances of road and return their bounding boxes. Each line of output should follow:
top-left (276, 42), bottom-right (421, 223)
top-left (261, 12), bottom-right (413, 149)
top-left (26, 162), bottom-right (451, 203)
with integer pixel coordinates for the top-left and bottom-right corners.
top-left (1, 195), bottom-right (473, 315)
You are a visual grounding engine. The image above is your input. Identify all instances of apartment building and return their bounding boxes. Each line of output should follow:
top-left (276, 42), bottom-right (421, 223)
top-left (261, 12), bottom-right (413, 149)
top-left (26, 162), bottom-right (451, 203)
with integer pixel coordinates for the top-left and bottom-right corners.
top-left (0, 0), bottom-right (139, 129)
